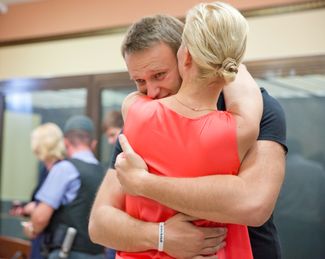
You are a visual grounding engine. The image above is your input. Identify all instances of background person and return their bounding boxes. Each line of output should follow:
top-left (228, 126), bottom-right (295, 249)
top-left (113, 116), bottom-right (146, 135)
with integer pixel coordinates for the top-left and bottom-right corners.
top-left (102, 110), bottom-right (123, 259)
top-left (23, 115), bottom-right (105, 259)
top-left (15, 123), bottom-right (65, 259)
top-left (102, 110), bottom-right (123, 145)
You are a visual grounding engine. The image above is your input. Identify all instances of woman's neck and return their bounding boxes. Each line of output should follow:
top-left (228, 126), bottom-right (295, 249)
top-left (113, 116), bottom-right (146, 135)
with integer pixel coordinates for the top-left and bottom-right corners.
top-left (45, 159), bottom-right (56, 170)
top-left (175, 77), bottom-right (223, 111)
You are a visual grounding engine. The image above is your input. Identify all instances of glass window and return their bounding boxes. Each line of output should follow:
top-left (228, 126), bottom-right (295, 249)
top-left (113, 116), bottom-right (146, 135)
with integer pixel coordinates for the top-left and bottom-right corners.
top-left (0, 88), bottom-right (86, 238)
top-left (258, 74), bottom-right (325, 258)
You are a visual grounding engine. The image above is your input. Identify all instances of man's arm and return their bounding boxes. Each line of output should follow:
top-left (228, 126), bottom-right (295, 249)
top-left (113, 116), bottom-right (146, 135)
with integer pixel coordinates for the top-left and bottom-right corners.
top-left (116, 136), bottom-right (285, 226)
top-left (89, 168), bottom-right (226, 258)
top-left (89, 168), bottom-right (157, 252)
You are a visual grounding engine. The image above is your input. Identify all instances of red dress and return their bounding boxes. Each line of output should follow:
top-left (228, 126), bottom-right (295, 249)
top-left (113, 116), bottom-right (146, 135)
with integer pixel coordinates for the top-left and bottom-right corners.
top-left (117, 96), bottom-right (253, 259)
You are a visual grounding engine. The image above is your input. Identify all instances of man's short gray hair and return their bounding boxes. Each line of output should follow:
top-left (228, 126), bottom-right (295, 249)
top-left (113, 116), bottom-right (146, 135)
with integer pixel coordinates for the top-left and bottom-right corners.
top-left (121, 14), bottom-right (184, 57)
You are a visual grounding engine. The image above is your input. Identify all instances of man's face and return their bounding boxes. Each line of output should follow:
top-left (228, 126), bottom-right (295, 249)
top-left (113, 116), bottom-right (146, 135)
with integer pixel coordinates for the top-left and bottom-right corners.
top-left (105, 127), bottom-right (121, 145)
top-left (125, 42), bottom-right (182, 99)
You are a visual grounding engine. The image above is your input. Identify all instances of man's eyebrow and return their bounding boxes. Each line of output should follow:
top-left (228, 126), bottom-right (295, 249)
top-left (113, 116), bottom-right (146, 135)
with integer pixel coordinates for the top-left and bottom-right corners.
top-left (151, 67), bottom-right (168, 71)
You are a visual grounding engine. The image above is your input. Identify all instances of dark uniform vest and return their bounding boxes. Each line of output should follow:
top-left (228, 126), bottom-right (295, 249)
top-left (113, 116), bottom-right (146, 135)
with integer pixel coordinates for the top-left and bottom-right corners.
top-left (43, 158), bottom-right (104, 255)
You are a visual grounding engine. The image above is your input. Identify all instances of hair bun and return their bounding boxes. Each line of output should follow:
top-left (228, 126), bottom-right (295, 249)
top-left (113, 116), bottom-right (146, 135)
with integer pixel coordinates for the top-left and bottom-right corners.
top-left (219, 57), bottom-right (238, 73)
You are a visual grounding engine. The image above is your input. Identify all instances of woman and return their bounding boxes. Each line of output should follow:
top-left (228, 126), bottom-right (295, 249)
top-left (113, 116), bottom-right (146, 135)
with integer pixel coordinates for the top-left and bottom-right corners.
top-left (22, 122), bottom-right (66, 259)
top-left (117, 2), bottom-right (262, 258)
top-left (31, 123), bottom-right (66, 171)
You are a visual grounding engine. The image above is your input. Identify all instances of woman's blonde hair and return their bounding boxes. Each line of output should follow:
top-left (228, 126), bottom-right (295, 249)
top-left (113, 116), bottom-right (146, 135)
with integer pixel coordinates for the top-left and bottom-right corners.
top-left (183, 1), bottom-right (248, 83)
top-left (31, 123), bottom-right (65, 163)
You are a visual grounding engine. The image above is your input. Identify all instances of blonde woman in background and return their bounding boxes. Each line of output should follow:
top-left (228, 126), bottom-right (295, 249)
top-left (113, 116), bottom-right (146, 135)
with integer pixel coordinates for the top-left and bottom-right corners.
top-left (21, 123), bottom-right (65, 259)
top-left (24, 116), bottom-right (105, 259)
top-left (23, 123), bottom-right (66, 214)
top-left (31, 122), bottom-right (66, 171)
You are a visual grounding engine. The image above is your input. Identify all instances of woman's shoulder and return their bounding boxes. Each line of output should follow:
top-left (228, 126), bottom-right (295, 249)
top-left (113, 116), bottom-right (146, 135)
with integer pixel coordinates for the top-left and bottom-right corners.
top-left (122, 92), bottom-right (150, 119)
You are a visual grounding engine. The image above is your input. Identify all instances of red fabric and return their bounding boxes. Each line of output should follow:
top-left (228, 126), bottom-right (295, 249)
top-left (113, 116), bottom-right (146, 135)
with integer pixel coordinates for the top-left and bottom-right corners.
top-left (118, 96), bottom-right (253, 259)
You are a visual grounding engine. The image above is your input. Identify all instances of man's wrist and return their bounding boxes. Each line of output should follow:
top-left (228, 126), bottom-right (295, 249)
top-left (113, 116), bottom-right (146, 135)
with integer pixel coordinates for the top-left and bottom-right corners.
top-left (140, 221), bottom-right (161, 250)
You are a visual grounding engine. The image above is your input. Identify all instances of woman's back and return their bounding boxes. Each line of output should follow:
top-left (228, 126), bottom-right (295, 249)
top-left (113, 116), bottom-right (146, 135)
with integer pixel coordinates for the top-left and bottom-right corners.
top-left (118, 96), bottom-right (252, 259)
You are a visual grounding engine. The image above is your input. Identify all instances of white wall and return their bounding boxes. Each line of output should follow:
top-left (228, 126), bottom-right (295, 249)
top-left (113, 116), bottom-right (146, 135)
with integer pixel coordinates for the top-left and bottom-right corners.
top-left (0, 33), bottom-right (127, 80)
top-left (0, 8), bottom-right (324, 80)
top-left (246, 8), bottom-right (325, 60)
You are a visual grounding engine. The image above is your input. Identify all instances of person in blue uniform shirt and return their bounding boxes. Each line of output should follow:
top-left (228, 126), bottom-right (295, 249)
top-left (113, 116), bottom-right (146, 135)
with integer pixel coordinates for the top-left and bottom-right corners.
top-left (23, 115), bottom-right (105, 259)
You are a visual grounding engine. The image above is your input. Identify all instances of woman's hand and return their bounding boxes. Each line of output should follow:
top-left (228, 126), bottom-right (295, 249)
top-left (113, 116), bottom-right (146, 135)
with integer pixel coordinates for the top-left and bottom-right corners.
top-left (22, 221), bottom-right (37, 239)
top-left (115, 134), bottom-right (148, 196)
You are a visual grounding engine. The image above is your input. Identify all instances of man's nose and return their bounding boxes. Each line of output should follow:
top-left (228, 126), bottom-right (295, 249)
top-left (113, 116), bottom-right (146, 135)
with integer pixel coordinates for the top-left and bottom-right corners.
top-left (146, 84), bottom-right (160, 99)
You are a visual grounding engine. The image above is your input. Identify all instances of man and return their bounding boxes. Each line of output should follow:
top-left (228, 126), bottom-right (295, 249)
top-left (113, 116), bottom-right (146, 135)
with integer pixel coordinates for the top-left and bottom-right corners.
top-left (102, 110), bottom-right (123, 145)
top-left (89, 15), bottom-right (286, 259)
top-left (24, 115), bottom-right (105, 259)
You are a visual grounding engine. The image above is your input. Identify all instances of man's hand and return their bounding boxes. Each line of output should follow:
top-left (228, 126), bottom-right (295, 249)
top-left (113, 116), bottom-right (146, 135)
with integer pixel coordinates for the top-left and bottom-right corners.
top-left (164, 213), bottom-right (226, 259)
top-left (115, 134), bottom-right (148, 196)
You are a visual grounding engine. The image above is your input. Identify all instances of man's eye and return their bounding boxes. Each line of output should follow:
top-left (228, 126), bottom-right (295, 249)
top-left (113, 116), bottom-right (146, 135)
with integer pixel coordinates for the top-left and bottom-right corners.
top-left (135, 79), bottom-right (145, 85)
top-left (154, 72), bottom-right (166, 80)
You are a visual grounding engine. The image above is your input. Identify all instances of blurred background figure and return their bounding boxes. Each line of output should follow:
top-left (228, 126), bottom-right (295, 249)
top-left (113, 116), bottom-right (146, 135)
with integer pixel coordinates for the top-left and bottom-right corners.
top-left (13, 123), bottom-right (66, 259)
top-left (274, 138), bottom-right (325, 259)
top-left (102, 110), bottom-right (123, 145)
top-left (22, 115), bottom-right (105, 259)
top-left (101, 112), bottom-right (123, 258)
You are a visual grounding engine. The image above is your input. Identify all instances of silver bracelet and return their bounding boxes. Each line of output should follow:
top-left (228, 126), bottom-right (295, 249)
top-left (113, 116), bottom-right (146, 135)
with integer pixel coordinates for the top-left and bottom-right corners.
top-left (158, 222), bottom-right (165, 252)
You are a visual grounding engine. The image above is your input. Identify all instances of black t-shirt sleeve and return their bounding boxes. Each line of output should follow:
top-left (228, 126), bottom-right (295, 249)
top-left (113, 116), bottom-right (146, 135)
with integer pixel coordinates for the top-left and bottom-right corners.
top-left (217, 88), bottom-right (287, 152)
top-left (259, 88), bottom-right (287, 152)
top-left (109, 133), bottom-right (123, 169)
